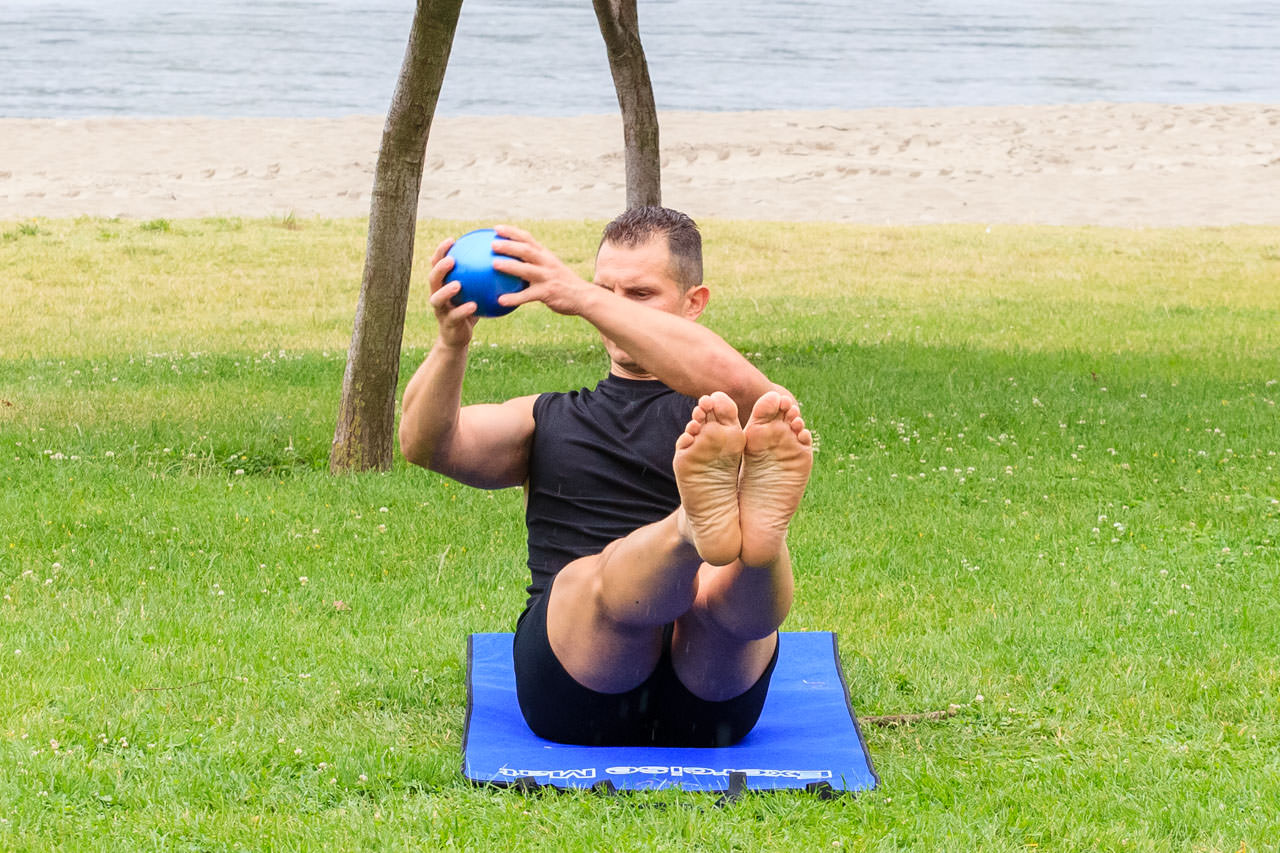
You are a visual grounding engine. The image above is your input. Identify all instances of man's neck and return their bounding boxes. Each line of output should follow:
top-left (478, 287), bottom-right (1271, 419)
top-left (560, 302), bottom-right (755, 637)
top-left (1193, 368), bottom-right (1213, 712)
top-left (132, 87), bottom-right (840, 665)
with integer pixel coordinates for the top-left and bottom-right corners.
top-left (609, 362), bottom-right (656, 382)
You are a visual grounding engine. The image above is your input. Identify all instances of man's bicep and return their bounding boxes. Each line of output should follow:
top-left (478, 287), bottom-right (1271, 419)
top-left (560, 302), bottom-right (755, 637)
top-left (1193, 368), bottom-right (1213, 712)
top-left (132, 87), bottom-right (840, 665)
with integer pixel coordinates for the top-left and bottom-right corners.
top-left (436, 394), bottom-right (538, 489)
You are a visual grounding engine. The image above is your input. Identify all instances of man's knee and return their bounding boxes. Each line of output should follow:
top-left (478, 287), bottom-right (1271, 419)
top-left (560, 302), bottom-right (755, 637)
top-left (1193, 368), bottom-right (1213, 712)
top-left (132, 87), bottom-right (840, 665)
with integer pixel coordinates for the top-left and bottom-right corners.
top-left (551, 555), bottom-right (650, 630)
top-left (688, 598), bottom-right (782, 643)
top-left (690, 576), bottom-right (792, 642)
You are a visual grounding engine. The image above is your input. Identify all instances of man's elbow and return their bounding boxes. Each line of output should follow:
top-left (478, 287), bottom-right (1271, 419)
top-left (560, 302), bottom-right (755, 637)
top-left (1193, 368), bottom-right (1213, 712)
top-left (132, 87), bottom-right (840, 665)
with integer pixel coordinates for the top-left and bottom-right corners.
top-left (398, 424), bottom-right (429, 469)
top-left (719, 362), bottom-right (779, 408)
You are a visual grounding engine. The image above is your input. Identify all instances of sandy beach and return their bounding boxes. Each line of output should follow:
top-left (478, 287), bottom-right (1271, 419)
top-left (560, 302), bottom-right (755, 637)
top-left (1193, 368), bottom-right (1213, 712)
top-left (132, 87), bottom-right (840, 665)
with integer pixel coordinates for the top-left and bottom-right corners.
top-left (3, 103), bottom-right (1278, 225)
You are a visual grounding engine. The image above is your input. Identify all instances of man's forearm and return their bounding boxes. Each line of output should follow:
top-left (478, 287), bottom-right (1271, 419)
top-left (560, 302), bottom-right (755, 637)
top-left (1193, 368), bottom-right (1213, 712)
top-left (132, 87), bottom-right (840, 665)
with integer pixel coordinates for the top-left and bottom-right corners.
top-left (580, 288), bottom-right (775, 408)
top-left (398, 340), bottom-right (469, 468)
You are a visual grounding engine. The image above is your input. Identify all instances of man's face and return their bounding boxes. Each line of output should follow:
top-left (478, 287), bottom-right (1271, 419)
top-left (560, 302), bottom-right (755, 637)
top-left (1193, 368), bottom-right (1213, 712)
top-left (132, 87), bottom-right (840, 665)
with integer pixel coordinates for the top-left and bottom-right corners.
top-left (593, 237), bottom-right (705, 377)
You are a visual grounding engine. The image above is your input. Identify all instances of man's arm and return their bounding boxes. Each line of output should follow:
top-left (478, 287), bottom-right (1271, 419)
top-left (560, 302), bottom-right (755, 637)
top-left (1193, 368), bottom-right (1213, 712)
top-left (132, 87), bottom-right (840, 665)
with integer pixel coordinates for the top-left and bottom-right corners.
top-left (579, 286), bottom-right (779, 416)
top-left (490, 225), bottom-right (783, 421)
top-left (398, 238), bottom-right (536, 490)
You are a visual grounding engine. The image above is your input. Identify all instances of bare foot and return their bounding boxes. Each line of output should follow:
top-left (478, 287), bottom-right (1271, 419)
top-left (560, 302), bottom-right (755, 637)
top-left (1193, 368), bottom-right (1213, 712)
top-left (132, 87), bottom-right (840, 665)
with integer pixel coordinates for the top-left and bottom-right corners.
top-left (738, 392), bottom-right (814, 567)
top-left (674, 392), bottom-right (745, 566)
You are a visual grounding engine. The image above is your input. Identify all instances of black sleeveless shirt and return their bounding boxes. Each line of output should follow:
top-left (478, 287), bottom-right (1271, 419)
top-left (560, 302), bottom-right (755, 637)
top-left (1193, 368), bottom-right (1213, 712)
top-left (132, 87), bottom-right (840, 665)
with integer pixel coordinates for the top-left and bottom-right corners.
top-left (524, 375), bottom-right (698, 603)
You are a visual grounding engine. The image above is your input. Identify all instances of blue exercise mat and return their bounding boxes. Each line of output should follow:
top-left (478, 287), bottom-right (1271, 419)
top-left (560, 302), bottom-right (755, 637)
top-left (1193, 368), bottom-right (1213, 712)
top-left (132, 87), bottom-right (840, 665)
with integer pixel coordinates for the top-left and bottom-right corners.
top-left (463, 631), bottom-right (878, 794)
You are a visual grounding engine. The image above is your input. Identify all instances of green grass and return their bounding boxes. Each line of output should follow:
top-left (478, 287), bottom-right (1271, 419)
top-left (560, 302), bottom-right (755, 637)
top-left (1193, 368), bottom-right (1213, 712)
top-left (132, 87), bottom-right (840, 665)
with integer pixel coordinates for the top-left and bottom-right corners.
top-left (2, 217), bottom-right (1278, 850)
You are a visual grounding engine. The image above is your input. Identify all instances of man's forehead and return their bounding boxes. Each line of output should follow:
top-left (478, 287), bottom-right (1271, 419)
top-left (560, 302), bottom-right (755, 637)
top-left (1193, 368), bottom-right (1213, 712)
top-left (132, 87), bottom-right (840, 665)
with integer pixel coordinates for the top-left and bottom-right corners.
top-left (595, 238), bottom-right (674, 280)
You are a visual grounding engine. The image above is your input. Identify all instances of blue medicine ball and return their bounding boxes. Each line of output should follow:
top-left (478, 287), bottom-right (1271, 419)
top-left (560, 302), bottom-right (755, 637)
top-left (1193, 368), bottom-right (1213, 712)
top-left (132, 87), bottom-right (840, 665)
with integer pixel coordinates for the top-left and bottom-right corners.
top-left (446, 228), bottom-right (528, 317)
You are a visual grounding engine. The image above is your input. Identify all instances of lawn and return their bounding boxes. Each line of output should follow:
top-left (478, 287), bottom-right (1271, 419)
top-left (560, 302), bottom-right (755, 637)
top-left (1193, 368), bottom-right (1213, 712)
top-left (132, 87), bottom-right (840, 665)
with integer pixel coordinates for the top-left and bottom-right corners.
top-left (2, 217), bottom-right (1278, 850)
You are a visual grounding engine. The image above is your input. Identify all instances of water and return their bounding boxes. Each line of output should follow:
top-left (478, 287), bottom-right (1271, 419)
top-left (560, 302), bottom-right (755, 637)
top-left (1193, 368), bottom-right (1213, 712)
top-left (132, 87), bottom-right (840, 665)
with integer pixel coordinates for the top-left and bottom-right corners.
top-left (2, 0), bottom-right (1277, 118)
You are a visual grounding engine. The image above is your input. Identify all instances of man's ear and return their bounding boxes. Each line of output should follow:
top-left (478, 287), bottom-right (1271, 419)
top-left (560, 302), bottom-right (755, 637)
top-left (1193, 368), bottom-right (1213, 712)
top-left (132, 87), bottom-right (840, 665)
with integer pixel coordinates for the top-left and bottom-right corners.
top-left (683, 284), bottom-right (710, 320)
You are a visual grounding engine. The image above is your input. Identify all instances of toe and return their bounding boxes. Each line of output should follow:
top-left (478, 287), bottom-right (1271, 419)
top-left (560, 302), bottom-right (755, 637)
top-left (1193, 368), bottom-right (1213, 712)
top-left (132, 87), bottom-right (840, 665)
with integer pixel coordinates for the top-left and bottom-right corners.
top-left (749, 391), bottom-right (781, 423)
top-left (708, 391), bottom-right (738, 425)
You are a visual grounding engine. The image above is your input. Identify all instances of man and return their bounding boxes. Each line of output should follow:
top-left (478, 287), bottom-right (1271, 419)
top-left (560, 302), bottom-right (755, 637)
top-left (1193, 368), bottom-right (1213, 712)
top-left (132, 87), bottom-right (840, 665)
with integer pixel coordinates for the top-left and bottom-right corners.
top-left (399, 207), bottom-right (812, 747)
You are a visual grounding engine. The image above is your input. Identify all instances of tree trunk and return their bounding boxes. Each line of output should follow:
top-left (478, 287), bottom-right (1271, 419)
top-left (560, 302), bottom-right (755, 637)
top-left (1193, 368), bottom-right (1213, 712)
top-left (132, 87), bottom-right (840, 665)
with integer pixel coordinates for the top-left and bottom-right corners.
top-left (593, 0), bottom-right (662, 208)
top-left (330, 0), bottom-right (464, 473)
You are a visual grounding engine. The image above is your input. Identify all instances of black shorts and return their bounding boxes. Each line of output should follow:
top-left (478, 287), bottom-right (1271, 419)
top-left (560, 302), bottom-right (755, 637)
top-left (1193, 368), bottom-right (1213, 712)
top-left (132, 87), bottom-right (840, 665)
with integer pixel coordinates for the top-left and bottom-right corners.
top-left (512, 583), bottom-right (779, 747)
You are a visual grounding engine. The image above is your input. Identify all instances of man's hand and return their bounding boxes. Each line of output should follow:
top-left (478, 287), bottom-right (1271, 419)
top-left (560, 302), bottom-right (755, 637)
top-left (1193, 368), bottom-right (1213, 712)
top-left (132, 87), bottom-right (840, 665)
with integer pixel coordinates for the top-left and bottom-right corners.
top-left (427, 237), bottom-right (480, 349)
top-left (490, 225), bottom-right (600, 316)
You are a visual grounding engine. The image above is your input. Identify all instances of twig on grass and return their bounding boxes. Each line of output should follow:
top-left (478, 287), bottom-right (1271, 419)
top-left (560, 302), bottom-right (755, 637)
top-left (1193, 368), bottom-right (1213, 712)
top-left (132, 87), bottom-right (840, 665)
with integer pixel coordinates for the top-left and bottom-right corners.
top-left (434, 544), bottom-right (452, 583)
top-left (864, 703), bottom-right (962, 727)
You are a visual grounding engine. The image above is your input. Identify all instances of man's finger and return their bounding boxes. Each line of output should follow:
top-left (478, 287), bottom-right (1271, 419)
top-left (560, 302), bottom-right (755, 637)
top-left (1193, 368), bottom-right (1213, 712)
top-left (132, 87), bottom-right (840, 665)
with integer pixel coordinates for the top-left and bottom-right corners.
top-left (446, 300), bottom-right (480, 321)
top-left (491, 237), bottom-right (532, 261)
top-left (492, 257), bottom-right (539, 281)
top-left (427, 255), bottom-right (456, 294)
top-left (429, 236), bottom-right (456, 266)
top-left (429, 280), bottom-right (463, 309)
top-left (496, 286), bottom-right (539, 308)
top-left (493, 224), bottom-right (537, 246)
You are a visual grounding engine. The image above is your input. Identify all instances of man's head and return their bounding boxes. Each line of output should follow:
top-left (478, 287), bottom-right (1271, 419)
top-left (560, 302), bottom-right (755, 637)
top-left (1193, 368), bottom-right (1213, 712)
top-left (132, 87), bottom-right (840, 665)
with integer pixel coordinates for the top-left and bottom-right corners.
top-left (598, 206), bottom-right (703, 293)
top-left (594, 207), bottom-right (711, 378)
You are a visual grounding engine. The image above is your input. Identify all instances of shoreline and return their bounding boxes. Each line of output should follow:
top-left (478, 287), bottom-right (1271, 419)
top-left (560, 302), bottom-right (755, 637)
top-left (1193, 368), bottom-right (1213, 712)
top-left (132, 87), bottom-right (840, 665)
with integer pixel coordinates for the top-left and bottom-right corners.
top-left (3, 103), bottom-right (1279, 226)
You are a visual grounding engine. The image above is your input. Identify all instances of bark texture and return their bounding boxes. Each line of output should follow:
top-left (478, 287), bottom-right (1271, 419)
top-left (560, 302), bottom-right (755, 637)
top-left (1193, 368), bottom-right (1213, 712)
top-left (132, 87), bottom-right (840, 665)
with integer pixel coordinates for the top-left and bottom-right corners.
top-left (330, 0), bottom-right (464, 473)
top-left (593, 0), bottom-right (662, 208)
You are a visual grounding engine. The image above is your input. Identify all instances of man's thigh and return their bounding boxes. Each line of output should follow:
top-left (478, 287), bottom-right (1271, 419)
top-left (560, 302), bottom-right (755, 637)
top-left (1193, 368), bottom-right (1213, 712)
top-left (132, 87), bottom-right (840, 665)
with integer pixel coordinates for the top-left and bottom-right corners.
top-left (513, 586), bottom-right (667, 746)
top-left (671, 601), bottom-right (780, 703)
top-left (543, 558), bottom-right (667, 694)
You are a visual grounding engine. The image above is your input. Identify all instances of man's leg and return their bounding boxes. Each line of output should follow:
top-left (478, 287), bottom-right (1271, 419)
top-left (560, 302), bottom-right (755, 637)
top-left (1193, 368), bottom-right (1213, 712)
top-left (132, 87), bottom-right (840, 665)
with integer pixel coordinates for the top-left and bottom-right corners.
top-left (544, 391), bottom-right (743, 693)
top-left (671, 391), bottom-right (811, 700)
top-left (545, 390), bottom-right (811, 699)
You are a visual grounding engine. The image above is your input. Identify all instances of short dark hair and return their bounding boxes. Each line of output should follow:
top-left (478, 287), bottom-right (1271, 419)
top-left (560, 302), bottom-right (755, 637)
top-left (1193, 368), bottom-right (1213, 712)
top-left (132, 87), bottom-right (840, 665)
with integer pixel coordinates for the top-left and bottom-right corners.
top-left (599, 206), bottom-right (703, 292)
